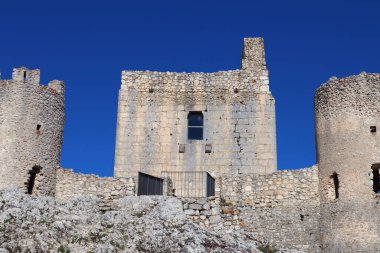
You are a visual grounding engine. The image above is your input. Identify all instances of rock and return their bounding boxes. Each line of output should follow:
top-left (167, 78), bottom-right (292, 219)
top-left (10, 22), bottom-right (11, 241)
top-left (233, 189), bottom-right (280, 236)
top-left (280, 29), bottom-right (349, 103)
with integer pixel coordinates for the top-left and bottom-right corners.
top-left (209, 215), bottom-right (222, 224)
top-left (202, 202), bottom-right (210, 210)
top-left (189, 203), bottom-right (202, 210)
top-left (200, 210), bottom-right (211, 216)
top-left (196, 198), bottom-right (207, 205)
top-left (211, 206), bottom-right (220, 215)
top-left (184, 209), bottom-right (195, 215)
top-left (0, 189), bottom-right (275, 253)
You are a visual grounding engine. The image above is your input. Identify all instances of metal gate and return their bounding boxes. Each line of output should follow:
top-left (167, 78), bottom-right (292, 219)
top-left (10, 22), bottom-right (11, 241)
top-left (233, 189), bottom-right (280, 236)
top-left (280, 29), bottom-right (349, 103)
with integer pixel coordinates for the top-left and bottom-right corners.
top-left (161, 171), bottom-right (215, 198)
top-left (206, 172), bottom-right (215, 197)
top-left (137, 172), bottom-right (163, 196)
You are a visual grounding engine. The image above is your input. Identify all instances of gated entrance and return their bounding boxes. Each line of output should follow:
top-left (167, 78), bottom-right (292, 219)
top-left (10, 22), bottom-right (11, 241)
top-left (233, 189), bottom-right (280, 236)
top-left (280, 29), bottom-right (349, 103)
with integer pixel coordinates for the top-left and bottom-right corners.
top-left (137, 172), bottom-right (163, 196)
top-left (161, 171), bottom-right (215, 198)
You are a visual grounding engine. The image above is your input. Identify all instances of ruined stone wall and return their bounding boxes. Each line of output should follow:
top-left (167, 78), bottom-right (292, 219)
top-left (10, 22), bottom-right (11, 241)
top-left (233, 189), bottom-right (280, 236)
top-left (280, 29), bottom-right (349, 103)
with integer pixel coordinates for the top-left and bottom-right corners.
top-left (114, 38), bottom-right (277, 178)
top-left (0, 67), bottom-right (65, 196)
top-left (180, 197), bottom-right (222, 230)
top-left (315, 73), bottom-right (380, 252)
top-left (55, 168), bottom-right (136, 207)
top-left (218, 166), bottom-right (320, 252)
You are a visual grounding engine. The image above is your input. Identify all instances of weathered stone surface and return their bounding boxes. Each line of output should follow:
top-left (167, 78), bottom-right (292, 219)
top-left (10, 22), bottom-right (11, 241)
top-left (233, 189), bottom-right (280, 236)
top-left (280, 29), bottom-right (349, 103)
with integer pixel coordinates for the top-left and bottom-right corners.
top-left (218, 166), bottom-right (320, 252)
top-left (55, 168), bottom-right (136, 204)
top-left (189, 203), bottom-right (202, 210)
top-left (114, 38), bottom-right (277, 179)
top-left (315, 73), bottom-right (380, 252)
top-left (0, 189), bottom-right (304, 253)
top-left (2, 40), bottom-right (380, 253)
top-left (0, 67), bottom-right (65, 196)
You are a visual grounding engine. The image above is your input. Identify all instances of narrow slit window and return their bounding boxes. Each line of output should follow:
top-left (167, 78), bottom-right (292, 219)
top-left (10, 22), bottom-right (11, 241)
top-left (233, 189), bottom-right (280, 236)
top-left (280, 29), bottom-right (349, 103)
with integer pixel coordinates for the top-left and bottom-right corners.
top-left (23, 71), bottom-right (27, 81)
top-left (331, 172), bottom-right (339, 199)
top-left (188, 112), bottom-right (203, 140)
top-left (372, 164), bottom-right (380, 193)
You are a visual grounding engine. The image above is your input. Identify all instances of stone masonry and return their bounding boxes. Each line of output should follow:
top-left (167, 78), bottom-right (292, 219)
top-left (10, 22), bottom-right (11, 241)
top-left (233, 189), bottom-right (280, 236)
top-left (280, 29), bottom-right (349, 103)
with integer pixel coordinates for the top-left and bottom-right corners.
top-left (315, 73), bottom-right (380, 252)
top-left (2, 39), bottom-right (380, 253)
top-left (218, 166), bottom-right (320, 252)
top-left (55, 168), bottom-right (136, 210)
top-left (0, 67), bottom-right (65, 196)
top-left (114, 38), bottom-right (277, 178)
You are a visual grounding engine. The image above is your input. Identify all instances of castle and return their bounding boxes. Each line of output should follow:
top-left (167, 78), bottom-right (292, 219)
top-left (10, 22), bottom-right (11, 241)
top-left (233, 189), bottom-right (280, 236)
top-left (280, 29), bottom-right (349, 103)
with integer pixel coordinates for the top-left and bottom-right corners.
top-left (114, 38), bottom-right (276, 177)
top-left (0, 38), bottom-right (379, 252)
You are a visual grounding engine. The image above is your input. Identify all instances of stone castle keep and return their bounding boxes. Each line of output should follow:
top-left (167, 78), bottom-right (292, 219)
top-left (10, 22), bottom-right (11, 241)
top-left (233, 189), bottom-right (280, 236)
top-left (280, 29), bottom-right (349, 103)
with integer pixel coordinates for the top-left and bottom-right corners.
top-left (1, 38), bottom-right (380, 252)
top-left (114, 38), bottom-right (276, 177)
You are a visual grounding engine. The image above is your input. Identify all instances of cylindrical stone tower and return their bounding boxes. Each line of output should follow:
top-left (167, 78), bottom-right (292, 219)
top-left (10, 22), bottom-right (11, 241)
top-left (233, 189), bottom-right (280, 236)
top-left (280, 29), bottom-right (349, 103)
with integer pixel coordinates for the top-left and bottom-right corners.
top-left (0, 67), bottom-right (65, 196)
top-left (315, 72), bottom-right (380, 252)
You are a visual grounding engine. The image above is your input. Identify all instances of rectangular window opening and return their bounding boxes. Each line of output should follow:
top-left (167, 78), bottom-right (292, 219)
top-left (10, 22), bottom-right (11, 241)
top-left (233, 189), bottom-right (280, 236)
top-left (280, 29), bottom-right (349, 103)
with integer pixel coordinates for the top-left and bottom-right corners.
top-left (23, 71), bottom-right (27, 81)
top-left (188, 111), bottom-right (203, 140)
top-left (327, 172), bottom-right (339, 200)
top-left (331, 172), bottom-right (339, 199)
top-left (372, 164), bottom-right (380, 194)
top-left (370, 126), bottom-right (377, 133)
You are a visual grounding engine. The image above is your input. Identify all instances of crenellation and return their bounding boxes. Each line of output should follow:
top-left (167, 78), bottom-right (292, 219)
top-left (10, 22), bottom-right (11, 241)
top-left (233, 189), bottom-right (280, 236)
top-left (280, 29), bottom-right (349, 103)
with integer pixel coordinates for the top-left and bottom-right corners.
top-left (2, 38), bottom-right (380, 252)
top-left (48, 80), bottom-right (65, 94)
top-left (241, 37), bottom-right (267, 71)
top-left (0, 68), bottom-right (64, 196)
top-left (12, 66), bottom-right (41, 84)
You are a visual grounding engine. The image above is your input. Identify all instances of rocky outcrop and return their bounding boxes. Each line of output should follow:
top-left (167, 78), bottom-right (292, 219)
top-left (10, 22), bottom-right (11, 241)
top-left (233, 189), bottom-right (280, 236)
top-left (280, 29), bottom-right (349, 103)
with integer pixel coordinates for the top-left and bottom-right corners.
top-left (0, 189), bottom-right (305, 253)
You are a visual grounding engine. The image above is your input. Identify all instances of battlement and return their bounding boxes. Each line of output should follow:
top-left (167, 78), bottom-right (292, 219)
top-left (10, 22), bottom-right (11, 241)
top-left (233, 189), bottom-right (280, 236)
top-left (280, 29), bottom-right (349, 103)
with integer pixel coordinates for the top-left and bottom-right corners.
top-left (121, 38), bottom-right (269, 94)
top-left (48, 80), bottom-right (65, 94)
top-left (315, 72), bottom-right (380, 119)
top-left (0, 67), bottom-right (65, 94)
top-left (12, 67), bottom-right (40, 84)
top-left (241, 37), bottom-right (267, 71)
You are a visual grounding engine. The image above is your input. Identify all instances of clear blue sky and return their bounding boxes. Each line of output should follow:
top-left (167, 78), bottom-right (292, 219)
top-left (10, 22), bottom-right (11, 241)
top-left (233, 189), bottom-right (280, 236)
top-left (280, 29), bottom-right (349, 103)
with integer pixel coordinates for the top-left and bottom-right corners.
top-left (1, 0), bottom-right (379, 176)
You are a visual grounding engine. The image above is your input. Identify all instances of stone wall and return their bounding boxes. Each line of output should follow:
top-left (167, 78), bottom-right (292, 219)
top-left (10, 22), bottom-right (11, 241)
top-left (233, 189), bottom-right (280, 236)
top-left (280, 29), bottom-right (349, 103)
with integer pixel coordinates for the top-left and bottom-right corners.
top-left (55, 168), bottom-right (136, 209)
top-left (180, 197), bottom-right (222, 230)
top-left (218, 166), bottom-right (320, 252)
top-left (1, 189), bottom-right (300, 253)
top-left (315, 73), bottom-right (380, 252)
top-left (55, 165), bottom-right (321, 252)
top-left (0, 67), bottom-right (65, 196)
top-left (114, 37), bottom-right (277, 178)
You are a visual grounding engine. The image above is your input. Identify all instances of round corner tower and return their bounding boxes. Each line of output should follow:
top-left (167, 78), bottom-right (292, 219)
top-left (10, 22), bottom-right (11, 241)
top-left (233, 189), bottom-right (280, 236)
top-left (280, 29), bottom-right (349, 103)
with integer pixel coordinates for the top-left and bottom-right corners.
top-left (315, 72), bottom-right (380, 252)
top-left (0, 67), bottom-right (65, 196)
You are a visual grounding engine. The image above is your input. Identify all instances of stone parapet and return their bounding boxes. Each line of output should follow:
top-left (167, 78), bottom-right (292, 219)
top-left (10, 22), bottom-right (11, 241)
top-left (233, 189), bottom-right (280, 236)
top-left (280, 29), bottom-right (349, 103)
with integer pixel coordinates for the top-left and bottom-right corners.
top-left (55, 168), bottom-right (136, 208)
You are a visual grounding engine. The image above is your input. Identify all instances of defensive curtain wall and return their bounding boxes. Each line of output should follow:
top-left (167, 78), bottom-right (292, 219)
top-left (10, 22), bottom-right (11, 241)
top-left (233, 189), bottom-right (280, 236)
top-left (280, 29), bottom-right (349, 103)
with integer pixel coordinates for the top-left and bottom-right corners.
top-left (53, 166), bottom-right (320, 252)
top-left (4, 39), bottom-right (380, 252)
top-left (113, 38), bottom-right (277, 178)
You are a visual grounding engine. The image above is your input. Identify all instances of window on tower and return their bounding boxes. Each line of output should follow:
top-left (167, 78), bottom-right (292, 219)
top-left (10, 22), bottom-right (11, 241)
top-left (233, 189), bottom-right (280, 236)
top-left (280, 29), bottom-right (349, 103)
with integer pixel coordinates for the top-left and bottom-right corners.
top-left (372, 164), bottom-right (380, 194)
top-left (188, 112), bottom-right (203, 140)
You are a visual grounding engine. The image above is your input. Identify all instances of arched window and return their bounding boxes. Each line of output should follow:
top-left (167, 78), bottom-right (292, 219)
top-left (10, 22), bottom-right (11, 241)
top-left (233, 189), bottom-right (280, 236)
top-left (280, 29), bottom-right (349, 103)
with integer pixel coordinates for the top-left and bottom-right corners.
top-left (188, 112), bottom-right (203, 140)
